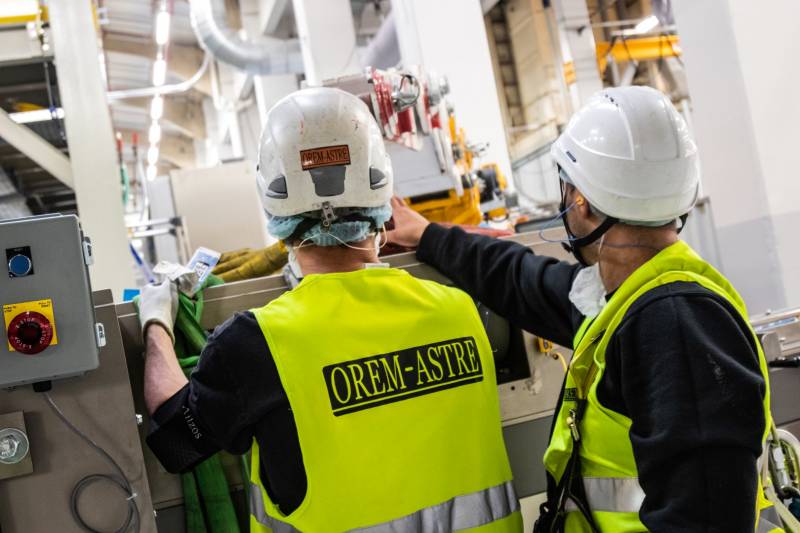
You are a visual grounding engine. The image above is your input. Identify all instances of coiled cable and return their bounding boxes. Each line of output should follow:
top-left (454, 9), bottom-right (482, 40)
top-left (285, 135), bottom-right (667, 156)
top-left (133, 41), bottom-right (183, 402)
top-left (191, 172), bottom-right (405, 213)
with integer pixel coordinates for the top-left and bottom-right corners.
top-left (43, 393), bottom-right (140, 533)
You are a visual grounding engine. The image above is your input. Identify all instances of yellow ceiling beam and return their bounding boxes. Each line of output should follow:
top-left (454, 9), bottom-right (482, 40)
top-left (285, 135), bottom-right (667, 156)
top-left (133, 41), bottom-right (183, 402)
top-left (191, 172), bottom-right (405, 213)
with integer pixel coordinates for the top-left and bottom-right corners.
top-left (596, 35), bottom-right (681, 73)
top-left (0, 1), bottom-right (47, 25)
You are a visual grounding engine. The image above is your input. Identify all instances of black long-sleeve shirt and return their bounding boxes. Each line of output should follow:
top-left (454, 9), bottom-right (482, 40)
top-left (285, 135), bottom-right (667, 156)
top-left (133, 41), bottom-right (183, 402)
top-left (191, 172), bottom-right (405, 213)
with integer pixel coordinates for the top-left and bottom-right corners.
top-left (417, 224), bottom-right (766, 533)
top-left (146, 311), bottom-right (308, 514)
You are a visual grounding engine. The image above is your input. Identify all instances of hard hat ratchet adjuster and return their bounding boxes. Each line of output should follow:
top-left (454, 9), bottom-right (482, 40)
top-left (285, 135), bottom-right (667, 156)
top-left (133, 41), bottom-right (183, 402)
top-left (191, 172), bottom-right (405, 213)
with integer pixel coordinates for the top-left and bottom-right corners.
top-left (320, 202), bottom-right (337, 230)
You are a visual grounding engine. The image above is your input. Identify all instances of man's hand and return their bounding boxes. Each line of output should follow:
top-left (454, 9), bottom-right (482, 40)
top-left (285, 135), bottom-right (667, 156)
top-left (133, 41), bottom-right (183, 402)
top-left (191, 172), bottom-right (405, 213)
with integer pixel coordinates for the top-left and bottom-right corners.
top-left (386, 196), bottom-right (431, 249)
top-left (138, 280), bottom-right (179, 343)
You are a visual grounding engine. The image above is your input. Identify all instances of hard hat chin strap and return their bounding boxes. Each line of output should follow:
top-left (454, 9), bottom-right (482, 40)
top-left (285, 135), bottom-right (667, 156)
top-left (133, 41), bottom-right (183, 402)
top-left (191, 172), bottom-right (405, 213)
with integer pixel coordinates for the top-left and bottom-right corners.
top-left (285, 208), bottom-right (380, 244)
top-left (561, 214), bottom-right (618, 268)
top-left (559, 176), bottom-right (618, 267)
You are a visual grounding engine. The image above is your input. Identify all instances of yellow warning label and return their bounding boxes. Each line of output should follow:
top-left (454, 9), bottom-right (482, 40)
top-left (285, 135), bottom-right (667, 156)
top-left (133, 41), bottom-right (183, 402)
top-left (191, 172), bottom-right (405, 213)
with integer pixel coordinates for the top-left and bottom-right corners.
top-left (3, 299), bottom-right (59, 352)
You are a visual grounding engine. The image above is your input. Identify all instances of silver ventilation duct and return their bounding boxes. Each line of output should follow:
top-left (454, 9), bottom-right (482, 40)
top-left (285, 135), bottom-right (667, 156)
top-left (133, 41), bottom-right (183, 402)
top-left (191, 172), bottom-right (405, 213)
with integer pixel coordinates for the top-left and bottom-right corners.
top-left (188, 0), bottom-right (305, 75)
top-left (361, 12), bottom-right (400, 69)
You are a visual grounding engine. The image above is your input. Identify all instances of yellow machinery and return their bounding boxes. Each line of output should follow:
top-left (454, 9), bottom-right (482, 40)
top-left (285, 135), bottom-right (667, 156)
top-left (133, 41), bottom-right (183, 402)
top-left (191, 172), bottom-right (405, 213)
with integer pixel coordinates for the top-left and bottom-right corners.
top-left (407, 188), bottom-right (483, 225)
top-left (409, 109), bottom-right (509, 225)
top-left (326, 67), bottom-right (510, 226)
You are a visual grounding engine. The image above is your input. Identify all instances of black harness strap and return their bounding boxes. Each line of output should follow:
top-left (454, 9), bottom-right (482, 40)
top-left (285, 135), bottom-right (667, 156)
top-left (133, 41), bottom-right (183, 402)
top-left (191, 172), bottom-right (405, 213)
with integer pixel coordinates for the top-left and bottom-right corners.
top-left (535, 400), bottom-right (602, 533)
top-left (287, 217), bottom-right (321, 243)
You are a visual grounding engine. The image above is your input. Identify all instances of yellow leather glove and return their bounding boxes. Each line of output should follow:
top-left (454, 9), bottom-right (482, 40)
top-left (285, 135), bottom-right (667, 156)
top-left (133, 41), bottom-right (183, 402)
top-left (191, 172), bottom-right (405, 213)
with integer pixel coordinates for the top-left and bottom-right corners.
top-left (212, 242), bottom-right (288, 282)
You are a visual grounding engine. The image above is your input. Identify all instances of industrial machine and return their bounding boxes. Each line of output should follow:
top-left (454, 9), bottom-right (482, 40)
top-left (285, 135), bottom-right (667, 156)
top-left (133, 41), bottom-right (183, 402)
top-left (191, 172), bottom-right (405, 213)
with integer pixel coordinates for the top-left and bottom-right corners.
top-left (324, 66), bottom-right (510, 225)
top-left (0, 215), bottom-right (103, 388)
top-left (0, 215), bottom-right (156, 532)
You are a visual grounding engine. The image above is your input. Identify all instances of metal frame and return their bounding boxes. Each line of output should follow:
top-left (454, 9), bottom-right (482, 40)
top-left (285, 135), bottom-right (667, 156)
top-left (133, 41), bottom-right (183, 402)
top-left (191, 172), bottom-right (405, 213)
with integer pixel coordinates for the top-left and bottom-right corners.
top-left (0, 108), bottom-right (72, 187)
top-left (48, 0), bottom-right (135, 299)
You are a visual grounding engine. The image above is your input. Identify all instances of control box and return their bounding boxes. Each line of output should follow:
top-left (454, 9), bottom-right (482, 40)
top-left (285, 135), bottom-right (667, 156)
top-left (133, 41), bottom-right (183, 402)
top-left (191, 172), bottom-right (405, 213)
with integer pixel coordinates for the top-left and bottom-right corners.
top-left (0, 215), bottom-right (101, 388)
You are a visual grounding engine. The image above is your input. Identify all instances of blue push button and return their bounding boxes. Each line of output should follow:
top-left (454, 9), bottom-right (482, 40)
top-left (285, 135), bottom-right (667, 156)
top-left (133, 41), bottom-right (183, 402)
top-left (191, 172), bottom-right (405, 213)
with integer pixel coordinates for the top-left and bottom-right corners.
top-left (8, 254), bottom-right (32, 277)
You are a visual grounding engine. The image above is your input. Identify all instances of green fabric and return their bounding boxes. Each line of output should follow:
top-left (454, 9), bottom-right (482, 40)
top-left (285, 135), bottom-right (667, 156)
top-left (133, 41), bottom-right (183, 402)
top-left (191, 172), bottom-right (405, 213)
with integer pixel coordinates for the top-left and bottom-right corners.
top-left (173, 274), bottom-right (240, 533)
top-left (181, 470), bottom-right (208, 533)
top-left (135, 274), bottom-right (241, 533)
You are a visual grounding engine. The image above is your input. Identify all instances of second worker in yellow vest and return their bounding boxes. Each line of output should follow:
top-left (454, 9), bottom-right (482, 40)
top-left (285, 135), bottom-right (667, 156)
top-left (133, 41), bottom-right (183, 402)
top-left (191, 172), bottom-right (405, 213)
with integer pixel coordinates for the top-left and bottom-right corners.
top-left (139, 87), bottom-right (522, 532)
top-left (388, 86), bottom-right (784, 532)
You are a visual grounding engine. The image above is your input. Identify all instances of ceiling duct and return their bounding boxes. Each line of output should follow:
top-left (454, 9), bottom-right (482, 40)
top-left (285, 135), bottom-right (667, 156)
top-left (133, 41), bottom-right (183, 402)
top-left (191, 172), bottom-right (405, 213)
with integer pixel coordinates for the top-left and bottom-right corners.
top-left (361, 12), bottom-right (400, 69)
top-left (188, 0), bottom-right (305, 75)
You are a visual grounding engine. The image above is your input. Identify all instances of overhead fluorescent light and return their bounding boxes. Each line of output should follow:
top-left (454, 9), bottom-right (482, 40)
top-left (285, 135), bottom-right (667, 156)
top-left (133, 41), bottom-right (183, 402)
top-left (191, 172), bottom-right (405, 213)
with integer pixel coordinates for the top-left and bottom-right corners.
top-left (633, 15), bottom-right (659, 34)
top-left (9, 108), bottom-right (65, 124)
top-left (152, 56), bottom-right (167, 86)
top-left (147, 145), bottom-right (159, 166)
top-left (148, 122), bottom-right (162, 144)
top-left (146, 164), bottom-right (158, 182)
top-left (155, 10), bottom-right (171, 46)
top-left (150, 95), bottom-right (164, 120)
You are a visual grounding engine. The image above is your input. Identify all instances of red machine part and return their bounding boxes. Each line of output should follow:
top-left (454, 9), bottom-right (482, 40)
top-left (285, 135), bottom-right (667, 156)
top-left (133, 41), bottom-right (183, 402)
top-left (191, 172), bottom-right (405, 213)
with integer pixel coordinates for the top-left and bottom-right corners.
top-left (397, 108), bottom-right (415, 134)
top-left (430, 111), bottom-right (442, 129)
top-left (368, 68), bottom-right (398, 139)
top-left (7, 311), bottom-right (53, 355)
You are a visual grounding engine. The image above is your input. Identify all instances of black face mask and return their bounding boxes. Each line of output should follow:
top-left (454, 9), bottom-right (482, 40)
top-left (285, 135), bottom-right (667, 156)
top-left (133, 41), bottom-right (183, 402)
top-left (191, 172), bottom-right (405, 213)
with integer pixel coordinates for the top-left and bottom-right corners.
top-left (559, 179), bottom-right (618, 267)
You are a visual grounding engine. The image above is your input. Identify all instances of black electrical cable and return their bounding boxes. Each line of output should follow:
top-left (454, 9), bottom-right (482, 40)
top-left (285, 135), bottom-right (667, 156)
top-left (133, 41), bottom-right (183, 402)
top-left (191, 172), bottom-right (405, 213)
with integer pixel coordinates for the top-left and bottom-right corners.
top-left (42, 393), bottom-right (140, 533)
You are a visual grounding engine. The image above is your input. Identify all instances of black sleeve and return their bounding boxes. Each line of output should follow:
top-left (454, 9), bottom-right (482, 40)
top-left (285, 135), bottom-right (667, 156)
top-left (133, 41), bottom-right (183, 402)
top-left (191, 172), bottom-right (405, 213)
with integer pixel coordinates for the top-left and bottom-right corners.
top-left (146, 311), bottom-right (286, 473)
top-left (611, 286), bottom-right (766, 533)
top-left (417, 224), bottom-right (583, 346)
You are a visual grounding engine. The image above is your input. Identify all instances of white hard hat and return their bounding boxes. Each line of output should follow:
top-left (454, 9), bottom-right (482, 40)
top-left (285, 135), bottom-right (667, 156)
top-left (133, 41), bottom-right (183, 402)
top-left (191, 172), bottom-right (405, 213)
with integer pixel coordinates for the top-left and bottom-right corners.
top-left (551, 86), bottom-right (699, 223)
top-left (257, 87), bottom-right (393, 218)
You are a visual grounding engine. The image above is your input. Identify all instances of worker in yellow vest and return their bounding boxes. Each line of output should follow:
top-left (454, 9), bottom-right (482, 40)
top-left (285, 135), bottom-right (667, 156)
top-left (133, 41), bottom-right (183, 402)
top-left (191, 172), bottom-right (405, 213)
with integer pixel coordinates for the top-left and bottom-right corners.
top-left (388, 86), bottom-right (784, 532)
top-left (138, 87), bottom-right (522, 532)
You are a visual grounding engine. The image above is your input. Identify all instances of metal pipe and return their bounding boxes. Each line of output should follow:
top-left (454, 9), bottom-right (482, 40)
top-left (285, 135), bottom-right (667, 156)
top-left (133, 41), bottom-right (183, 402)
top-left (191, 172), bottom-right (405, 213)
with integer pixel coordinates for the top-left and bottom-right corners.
top-left (132, 228), bottom-right (175, 239)
top-left (361, 12), bottom-right (400, 69)
top-left (592, 18), bottom-right (647, 28)
top-left (125, 217), bottom-right (181, 229)
top-left (107, 53), bottom-right (211, 101)
top-left (610, 24), bottom-right (678, 38)
top-left (543, 2), bottom-right (573, 116)
top-left (188, 0), bottom-right (304, 75)
top-left (597, 0), bottom-right (612, 40)
top-left (616, 0), bottom-right (629, 21)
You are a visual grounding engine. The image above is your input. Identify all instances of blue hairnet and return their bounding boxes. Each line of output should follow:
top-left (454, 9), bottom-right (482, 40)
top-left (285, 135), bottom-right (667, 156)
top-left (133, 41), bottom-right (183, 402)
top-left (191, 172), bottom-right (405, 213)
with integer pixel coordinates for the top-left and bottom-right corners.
top-left (268, 204), bottom-right (393, 247)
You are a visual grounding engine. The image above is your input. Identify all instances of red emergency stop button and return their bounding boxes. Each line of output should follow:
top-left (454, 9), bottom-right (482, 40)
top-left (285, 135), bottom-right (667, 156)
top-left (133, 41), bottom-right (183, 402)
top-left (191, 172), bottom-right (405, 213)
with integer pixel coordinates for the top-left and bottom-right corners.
top-left (8, 311), bottom-right (53, 354)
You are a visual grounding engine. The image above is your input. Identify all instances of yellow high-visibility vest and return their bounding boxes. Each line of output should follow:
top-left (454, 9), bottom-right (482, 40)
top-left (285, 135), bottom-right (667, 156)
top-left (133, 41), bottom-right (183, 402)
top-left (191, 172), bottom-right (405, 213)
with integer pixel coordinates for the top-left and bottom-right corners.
top-left (250, 267), bottom-right (523, 532)
top-left (543, 241), bottom-right (783, 532)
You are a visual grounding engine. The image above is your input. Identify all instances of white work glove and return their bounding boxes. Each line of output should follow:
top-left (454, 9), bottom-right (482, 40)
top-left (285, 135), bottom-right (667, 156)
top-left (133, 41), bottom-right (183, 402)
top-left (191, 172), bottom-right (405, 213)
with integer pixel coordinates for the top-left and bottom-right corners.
top-left (153, 261), bottom-right (200, 296)
top-left (138, 280), bottom-right (179, 343)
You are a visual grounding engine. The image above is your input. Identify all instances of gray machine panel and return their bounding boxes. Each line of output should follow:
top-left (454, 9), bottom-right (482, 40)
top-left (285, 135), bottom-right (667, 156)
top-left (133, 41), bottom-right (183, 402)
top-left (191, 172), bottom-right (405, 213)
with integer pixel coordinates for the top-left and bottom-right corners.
top-left (503, 415), bottom-right (553, 498)
top-left (0, 290), bottom-right (157, 533)
top-left (770, 368), bottom-right (800, 426)
top-left (0, 215), bottom-right (99, 388)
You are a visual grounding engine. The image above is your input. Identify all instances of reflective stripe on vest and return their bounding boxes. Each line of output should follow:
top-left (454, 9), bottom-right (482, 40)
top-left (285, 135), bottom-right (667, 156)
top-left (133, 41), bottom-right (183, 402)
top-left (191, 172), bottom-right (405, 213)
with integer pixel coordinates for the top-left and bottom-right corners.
top-left (757, 506), bottom-right (782, 533)
top-left (249, 481), bottom-right (519, 533)
top-left (249, 487), bottom-right (300, 533)
top-left (563, 477), bottom-right (644, 513)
